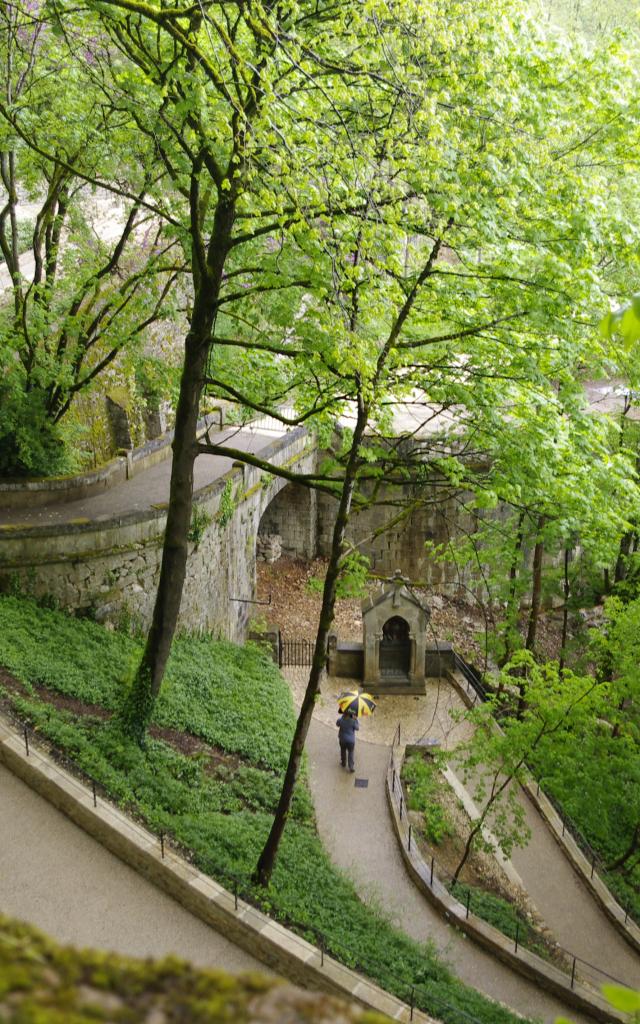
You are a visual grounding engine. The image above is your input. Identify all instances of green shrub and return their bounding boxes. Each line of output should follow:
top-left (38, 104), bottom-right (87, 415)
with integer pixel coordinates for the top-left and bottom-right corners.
top-left (403, 754), bottom-right (453, 845)
top-left (447, 882), bottom-right (549, 959)
top-left (0, 597), bottom-right (294, 770)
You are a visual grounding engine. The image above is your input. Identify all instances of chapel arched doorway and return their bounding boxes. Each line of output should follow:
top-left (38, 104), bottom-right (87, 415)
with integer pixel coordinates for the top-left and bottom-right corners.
top-left (379, 615), bottom-right (411, 679)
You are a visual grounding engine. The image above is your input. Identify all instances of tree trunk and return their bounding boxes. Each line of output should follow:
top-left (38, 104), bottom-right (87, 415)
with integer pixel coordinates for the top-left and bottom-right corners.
top-left (606, 821), bottom-right (640, 872)
top-left (120, 200), bottom-right (235, 741)
top-left (559, 545), bottom-right (570, 674)
top-left (525, 521), bottom-right (545, 652)
top-left (499, 510), bottom-right (525, 669)
top-left (253, 229), bottom-right (446, 884)
top-left (254, 402), bottom-right (368, 886)
top-left (518, 518), bottom-right (545, 717)
top-left (614, 530), bottom-right (635, 584)
top-left (452, 767), bottom-right (515, 882)
top-left (453, 817), bottom-right (485, 883)
top-left (614, 446), bottom-right (640, 583)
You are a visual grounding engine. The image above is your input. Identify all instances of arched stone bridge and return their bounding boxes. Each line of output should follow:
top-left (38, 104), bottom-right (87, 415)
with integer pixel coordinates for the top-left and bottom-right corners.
top-left (0, 411), bottom-right (477, 637)
top-left (0, 419), bottom-right (318, 640)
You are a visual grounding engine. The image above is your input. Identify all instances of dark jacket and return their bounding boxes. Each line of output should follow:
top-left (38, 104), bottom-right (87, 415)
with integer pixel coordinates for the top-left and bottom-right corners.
top-left (336, 714), bottom-right (359, 745)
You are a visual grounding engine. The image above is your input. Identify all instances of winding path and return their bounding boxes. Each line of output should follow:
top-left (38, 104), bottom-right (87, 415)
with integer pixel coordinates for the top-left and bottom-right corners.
top-left (0, 422), bottom-right (290, 528)
top-left (285, 668), bottom-right (638, 1010)
top-left (306, 722), bottom-right (585, 1023)
top-left (0, 762), bottom-right (265, 972)
top-left (1, 407), bottom-right (637, 1017)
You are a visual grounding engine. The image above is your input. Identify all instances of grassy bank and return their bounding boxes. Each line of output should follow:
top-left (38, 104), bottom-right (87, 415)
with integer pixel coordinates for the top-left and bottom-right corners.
top-left (0, 596), bottom-right (526, 1024)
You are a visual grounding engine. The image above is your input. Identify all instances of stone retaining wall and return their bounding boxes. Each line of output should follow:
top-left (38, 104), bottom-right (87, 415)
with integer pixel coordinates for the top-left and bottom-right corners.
top-left (258, 481), bottom-right (317, 560)
top-left (316, 477), bottom-right (482, 595)
top-left (0, 411), bottom-right (223, 510)
top-left (0, 429), bottom-right (315, 641)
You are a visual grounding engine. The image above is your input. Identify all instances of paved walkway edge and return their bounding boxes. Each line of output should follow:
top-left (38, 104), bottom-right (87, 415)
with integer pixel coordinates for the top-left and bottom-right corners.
top-left (0, 411), bottom-right (223, 510)
top-left (447, 669), bottom-right (640, 957)
top-left (386, 748), bottom-right (623, 1024)
top-left (0, 716), bottom-right (437, 1024)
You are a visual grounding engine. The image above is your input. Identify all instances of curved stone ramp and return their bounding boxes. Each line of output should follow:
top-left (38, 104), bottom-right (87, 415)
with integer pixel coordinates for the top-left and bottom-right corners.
top-left (0, 426), bottom-right (283, 527)
top-left (446, 764), bottom-right (640, 989)
top-left (0, 763), bottom-right (263, 973)
top-left (306, 719), bottom-right (598, 1024)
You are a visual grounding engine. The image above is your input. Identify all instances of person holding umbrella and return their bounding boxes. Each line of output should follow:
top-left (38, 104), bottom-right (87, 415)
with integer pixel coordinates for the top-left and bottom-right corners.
top-left (336, 691), bottom-right (376, 772)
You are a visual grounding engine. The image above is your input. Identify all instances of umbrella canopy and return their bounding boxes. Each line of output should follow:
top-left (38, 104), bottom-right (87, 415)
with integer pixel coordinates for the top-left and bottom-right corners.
top-left (337, 690), bottom-right (376, 717)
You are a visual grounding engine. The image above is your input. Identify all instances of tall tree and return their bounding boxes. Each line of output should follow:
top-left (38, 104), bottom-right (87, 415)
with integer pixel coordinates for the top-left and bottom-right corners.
top-left (450, 651), bottom-right (601, 881)
top-left (34, 0), bottom-right (640, 753)
top-left (0, 2), bottom-right (181, 474)
top-left (59, 0), bottom-right (421, 739)
top-left (246, 0), bottom-right (640, 880)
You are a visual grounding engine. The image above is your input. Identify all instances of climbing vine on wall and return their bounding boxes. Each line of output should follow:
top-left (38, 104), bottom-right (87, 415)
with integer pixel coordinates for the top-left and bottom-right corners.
top-left (188, 504), bottom-right (213, 548)
top-left (216, 480), bottom-right (236, 529)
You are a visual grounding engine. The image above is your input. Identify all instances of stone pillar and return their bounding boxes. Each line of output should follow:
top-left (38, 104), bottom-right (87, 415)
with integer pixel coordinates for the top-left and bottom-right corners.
top-left (105, 395), bottom-right (133, 451)
top-left (143, 400), bottom-right (167, 440)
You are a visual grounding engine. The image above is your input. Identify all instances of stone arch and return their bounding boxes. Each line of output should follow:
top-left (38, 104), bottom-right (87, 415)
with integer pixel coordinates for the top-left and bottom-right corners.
top-left (257, 482), bottom-right (317, 563)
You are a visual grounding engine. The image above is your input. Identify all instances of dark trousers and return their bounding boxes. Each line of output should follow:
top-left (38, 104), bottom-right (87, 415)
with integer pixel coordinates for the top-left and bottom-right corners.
top-left (339, 740), bottom-right (355, 770)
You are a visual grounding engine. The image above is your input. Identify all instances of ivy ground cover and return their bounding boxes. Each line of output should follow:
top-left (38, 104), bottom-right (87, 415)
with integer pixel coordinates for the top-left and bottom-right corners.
top-left (0, 596), bottom-right (526, 1024)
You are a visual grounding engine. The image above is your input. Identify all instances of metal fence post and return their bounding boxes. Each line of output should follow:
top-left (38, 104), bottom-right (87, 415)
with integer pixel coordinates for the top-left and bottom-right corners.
top-left (392, 768), bottom-right (396, 792)
top-left (465, 889), bottom-right (471, 919)
top-left (430, 856), bottom-right (434, 885)
top-left (92, 780), bottom-right (97, 807)
top-left (320, 937), bottom-right (325, 967)
top-left (570, 957), bottom-right (576, 989)
top-left (408, 824), bottom-right (412, 852)
top-left (160, 832), bottom-right (165, 859)
top-left (399, 794), bottom-right (404, 820)
top-left (514, 921), bottom-right (519, 953)
top-left (590, 853), bottom-right (596, 879)
top-left (23, 725), bottom-right (29, 757)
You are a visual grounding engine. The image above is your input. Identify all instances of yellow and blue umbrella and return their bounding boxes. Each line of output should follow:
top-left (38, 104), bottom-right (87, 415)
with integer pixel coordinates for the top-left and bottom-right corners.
top-left (337, 690), bottom-right (376, 717)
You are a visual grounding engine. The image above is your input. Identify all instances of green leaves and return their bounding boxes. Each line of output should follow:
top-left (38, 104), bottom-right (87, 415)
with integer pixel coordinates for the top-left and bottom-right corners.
top-left (601, 985), bottom-right (640, 1014)
top-left (600, 295), bottom-right (640, 347)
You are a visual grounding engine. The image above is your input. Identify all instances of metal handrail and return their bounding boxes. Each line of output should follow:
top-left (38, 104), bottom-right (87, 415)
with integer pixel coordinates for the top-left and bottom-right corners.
top-left (11, 716), bottom-right (488, 1024)
top-left (389, 757), bottom-right (637, 993)
top-left (452, 651), bottom-right (487, 702)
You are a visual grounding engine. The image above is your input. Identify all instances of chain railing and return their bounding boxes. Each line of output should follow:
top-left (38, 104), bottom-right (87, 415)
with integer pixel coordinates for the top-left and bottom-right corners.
top-left (11, 715), bottom-right (501, 1024)
top-left (451, 651), bottom-right (639, 932)
top-left (388, 747), bottom-right (638, 996)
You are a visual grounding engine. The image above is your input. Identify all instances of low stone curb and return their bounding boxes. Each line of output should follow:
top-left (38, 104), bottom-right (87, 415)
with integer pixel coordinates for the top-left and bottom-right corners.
top-left (0, 715), bottom-right (436, 1024)
top-left (0, 412), bottom-right (225, 511)
top-left (446, 668), bottom-right (640, 957)
top-left (521, 780), bottom-right (640, 957)
top-left (386, 752), bottom-right (623, 1024)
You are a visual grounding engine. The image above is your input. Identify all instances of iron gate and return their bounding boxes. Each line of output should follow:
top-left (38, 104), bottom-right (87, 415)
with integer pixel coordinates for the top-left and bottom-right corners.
top-left (279, 639), bottom-right (315, 667)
